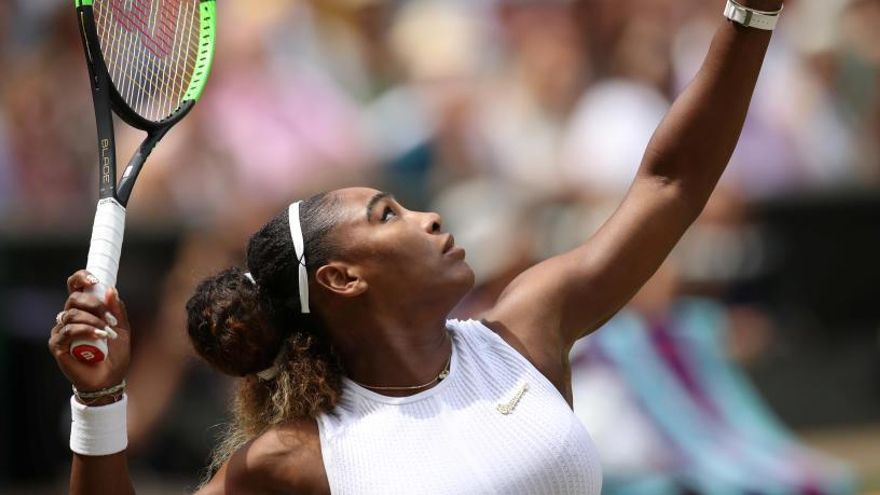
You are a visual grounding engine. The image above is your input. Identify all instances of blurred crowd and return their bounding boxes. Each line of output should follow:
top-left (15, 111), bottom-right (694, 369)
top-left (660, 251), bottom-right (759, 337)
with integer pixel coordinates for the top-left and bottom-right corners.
top-left (2, 0), bottom-right (880, 492)
top-left (2, 0), bottom-right (879, 231)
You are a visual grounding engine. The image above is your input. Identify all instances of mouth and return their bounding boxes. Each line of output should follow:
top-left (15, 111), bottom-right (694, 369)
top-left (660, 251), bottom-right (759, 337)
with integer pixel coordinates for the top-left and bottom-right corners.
top-left (442, 234), bottom-right (466, 259)
top-left (442, 234), bottom-right (455, 254)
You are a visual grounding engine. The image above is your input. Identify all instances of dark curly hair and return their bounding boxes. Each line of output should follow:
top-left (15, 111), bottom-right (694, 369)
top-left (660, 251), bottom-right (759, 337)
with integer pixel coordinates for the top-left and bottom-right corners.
top-left (185, 192), bottom-right (345, 478)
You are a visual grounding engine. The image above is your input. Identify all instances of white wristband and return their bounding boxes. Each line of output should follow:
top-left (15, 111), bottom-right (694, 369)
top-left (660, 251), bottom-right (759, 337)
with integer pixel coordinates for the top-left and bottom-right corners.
top-left (723, 0), bottom-right (783, 31)
top-left (70, 394), bottom-right (128, 456)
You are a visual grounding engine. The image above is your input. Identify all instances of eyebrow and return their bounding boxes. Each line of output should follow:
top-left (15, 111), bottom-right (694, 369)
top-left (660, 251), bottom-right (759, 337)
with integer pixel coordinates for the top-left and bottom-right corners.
top-left (366, 192), bottom-right (393, 221)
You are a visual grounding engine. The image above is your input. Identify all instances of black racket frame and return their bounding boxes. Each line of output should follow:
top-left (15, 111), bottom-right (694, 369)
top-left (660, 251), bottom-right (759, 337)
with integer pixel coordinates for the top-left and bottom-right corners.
top-left (76, 3), bottom-right (196, 207)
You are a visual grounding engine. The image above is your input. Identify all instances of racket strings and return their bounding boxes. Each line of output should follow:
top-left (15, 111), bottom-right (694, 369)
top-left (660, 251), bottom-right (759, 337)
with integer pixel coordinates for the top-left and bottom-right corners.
top-left (94, 0), bottom-right (199, 123)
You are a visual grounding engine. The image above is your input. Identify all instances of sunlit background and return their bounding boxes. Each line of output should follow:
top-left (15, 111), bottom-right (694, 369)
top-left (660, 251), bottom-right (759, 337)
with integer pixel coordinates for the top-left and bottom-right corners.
top-left (1, 0), bottom-right (879, 493)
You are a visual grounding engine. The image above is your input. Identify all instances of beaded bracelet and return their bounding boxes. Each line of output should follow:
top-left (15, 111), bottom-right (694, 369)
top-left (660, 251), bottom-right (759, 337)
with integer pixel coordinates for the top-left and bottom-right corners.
top-left (72, 379), bottom-right (126, 404)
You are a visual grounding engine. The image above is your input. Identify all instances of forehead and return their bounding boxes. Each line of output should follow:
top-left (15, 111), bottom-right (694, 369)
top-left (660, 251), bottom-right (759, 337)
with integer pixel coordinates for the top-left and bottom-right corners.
top-left (330, 187), bottom-right (389, 225)
top-left (334, 187), bottom-right (383, 205)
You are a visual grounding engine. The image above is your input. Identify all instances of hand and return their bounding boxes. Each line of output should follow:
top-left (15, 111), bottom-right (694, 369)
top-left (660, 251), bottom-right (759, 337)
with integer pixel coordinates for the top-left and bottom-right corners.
top-left (48, 270), bottom-right (132, 396)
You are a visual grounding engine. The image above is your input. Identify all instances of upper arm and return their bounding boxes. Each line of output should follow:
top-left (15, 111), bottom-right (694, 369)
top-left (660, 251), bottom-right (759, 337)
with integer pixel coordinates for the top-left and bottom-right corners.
top-left (194, 422), bottom-right (328, 495)
top-left (194, 448), bottom-right (287, 495)
top-left (484, 176), bottom-right (698, 359)
top-left (484, 13), bottom-right (770, 375)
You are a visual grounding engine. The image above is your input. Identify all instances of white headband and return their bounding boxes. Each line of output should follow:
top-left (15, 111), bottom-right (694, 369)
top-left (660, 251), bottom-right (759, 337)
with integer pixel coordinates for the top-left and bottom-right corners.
top-left (252, 202), bottom-right (309, 382)
top-left (289, 201), bottom-right (310, 313)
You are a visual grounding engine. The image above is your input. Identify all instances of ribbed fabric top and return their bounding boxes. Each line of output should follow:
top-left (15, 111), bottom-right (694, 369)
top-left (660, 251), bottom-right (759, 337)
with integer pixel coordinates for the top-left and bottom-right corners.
top-left (316, 319), bottom-right (602, 494)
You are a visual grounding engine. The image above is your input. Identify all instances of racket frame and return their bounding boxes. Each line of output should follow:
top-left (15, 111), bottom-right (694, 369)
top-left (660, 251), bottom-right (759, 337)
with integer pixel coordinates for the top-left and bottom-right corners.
top-left (76, 0), bottom-right (215, 206)
top-left (72, 0), bottom-right (216, 363)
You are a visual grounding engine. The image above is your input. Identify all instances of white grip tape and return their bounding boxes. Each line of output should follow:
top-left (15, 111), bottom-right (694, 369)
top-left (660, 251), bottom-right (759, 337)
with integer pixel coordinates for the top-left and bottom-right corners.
top-left (72, 198), bottom-right (126, 362)
top-left (86, 198), bottom-right (127, 290)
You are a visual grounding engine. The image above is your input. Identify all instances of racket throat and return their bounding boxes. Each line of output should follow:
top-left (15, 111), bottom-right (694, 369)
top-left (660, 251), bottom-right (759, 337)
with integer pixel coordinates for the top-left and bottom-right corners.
top-left (116, 128), bottom-right (168, 205)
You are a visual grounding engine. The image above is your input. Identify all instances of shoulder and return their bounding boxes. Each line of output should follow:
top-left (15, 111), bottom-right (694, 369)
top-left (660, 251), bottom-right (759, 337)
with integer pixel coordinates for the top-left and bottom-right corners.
top-left (196, 419), bottom-right (329, 495)
top-left (449, 317), bottom-right (570, 402)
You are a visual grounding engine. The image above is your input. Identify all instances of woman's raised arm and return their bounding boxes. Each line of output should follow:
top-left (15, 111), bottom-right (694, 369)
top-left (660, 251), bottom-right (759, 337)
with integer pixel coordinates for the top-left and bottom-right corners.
top-left (49, 270), bottom-right (134, 495)
top-left (484, 0), bottom-right (784, 379)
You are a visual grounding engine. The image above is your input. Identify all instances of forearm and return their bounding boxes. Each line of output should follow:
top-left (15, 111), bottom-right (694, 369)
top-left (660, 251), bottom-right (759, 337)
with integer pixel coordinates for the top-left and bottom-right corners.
top-left (71, 452), bottom-right (135, 495)
top-left (51, 273), bottom-right (137, 495)
top-left (69, 396), bottom-right (135, 495)
top-left (638, 0), bottom-right (782, 211)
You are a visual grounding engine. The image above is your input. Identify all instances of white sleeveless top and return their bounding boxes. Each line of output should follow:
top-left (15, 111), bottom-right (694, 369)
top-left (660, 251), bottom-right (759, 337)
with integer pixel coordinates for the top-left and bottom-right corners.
top-left (316, 319), bottom-right (602, 494)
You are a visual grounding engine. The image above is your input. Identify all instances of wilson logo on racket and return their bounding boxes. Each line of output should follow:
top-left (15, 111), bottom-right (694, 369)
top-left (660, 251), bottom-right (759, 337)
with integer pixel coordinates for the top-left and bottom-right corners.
top-left (110, 0), bottom-right (182, 58)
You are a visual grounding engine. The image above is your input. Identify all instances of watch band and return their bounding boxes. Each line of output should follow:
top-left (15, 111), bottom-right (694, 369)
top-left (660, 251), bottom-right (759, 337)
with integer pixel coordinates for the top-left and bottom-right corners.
top-left (723, 0), bottom-right (783, 31)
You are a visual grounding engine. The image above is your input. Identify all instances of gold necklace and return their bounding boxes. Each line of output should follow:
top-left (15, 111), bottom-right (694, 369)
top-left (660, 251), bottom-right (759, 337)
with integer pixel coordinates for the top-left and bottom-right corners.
top-left (351, 353), bottom-right (452, 392)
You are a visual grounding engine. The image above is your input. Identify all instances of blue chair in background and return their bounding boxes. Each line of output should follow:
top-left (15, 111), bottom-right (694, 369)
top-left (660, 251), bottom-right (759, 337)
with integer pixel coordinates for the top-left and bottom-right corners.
top-left (572, 300), bottom-right (857, 494)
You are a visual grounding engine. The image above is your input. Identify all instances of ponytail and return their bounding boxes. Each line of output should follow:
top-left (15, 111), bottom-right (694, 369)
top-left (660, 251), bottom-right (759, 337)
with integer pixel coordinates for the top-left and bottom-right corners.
top-left (185, 192), bottom-right (344, 481)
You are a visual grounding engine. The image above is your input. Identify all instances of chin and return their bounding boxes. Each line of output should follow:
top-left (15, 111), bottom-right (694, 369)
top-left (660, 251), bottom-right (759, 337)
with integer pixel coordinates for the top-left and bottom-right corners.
top-left (451, 262), bottom-right (477, 296)
top-left (433, 261), bottom-right (475, 303)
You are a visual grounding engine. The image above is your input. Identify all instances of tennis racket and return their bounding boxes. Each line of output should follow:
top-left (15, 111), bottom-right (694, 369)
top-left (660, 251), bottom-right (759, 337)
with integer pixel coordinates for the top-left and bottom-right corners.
top-left (72, 0), bottom-right (216, 363)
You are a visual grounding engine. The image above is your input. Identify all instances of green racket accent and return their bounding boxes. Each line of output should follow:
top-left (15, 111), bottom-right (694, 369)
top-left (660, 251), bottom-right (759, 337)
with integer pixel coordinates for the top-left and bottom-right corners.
top-left (75, 0), bottom-right (93, 6)
top-left (93, 0), bottom-right (207, 123)
top-left (183, 1), bottom-right (216, 102)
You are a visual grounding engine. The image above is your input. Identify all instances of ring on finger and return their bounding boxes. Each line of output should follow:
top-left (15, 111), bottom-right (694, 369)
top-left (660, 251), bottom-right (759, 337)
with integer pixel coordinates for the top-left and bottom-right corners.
top-left (56, 311), bottom-right (66, 326)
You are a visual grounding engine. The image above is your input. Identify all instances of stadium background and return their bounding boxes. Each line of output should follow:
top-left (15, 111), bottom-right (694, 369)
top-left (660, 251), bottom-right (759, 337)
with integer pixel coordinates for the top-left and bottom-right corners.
top-left (0, 0), bottom-right (878, 492)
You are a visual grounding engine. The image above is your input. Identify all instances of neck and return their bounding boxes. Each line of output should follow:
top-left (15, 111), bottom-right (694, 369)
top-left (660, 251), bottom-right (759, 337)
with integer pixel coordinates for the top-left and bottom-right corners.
top-left (321, 302), bottom-right (454, 397)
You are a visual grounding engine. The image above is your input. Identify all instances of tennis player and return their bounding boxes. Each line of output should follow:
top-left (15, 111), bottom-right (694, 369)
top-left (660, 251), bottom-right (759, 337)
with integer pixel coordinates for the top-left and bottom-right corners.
top-left (50, 1), bottom-right (784, 493)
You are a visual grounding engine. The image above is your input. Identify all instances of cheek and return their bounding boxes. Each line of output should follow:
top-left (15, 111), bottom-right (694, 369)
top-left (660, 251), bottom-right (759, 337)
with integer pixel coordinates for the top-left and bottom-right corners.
top-left (353, 236), bottom-right (424, 277)
top-left (352, 227), bottom-right (444, 279)
top-left (375, 238), bottom-right (422, 264)
top-left (384, 231), bottom-right (435, 263)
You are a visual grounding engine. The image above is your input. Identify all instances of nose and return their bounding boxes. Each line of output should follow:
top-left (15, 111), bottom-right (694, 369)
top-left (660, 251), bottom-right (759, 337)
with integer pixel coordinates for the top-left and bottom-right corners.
top-left (421, 211), bottom-right (443, 234)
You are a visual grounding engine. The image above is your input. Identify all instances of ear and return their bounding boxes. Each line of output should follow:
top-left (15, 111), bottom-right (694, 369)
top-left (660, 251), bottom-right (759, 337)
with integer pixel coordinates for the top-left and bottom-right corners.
top-left (315, 262), bottom-right (367, 297)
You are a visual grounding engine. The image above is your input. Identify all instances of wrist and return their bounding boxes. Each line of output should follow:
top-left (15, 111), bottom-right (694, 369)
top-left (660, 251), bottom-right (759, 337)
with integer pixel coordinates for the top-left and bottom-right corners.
top-left (72, 379), bottom-right (126, 406)
top-left (70, 394), bottom-right (128, 456)
top-left (74, 393), bottom-right (125, 407)
top-left (724, 0), bottom-right (783, 32)
top-left (734, 0), bottom-right (783, 11)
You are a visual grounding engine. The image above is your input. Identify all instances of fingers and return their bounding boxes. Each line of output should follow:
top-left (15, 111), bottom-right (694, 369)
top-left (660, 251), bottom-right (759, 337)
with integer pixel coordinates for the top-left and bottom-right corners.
top-left (64, 271), bottom-right (127, 332)
top-left (49, 324), bottom-right (111, 355)
top-left (56, 308), bottom-right (117, 339)
top-left (104, 288), bottom-right (130, 331)
top-left (64, 291), bottom-right (109, 318)
top-left (67, 270), bottom-right (99, 294)
top-left (56, 271), bottom-right (129, 356)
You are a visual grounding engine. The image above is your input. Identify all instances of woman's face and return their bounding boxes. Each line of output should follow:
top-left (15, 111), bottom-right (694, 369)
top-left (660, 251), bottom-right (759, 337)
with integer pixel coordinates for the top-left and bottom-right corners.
top-left (321, 187), bottom-right (476, 310)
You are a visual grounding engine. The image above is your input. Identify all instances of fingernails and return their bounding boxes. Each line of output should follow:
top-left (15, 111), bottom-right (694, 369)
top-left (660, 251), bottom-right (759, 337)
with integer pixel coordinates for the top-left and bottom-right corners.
top-left (105, 312), bottom-right (118, 327)
top-left (104, 326), bottom-right (119, 340)
top-left (61, 325), bottom-right (71, 336)
top-left (86, 274), bottom-right (99, 284)
top-left (94, 329), bottom-right (109, 338)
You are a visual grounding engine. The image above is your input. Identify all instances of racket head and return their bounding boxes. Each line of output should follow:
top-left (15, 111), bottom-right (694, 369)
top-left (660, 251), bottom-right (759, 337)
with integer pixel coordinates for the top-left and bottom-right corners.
top-left (83, 0), bottom-right (216, 131)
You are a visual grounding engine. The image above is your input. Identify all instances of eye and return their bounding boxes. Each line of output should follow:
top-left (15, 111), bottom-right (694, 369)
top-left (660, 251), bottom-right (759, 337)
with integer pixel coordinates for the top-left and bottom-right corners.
top-left (381, 206), bottom-right (397, 222)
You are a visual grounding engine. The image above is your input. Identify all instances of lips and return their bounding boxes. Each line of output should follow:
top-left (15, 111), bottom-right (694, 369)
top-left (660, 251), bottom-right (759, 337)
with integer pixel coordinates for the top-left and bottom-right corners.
top-left (442, 234), bottom-right (455, 254)
top-left (442, 234), bottom-right (466, 259)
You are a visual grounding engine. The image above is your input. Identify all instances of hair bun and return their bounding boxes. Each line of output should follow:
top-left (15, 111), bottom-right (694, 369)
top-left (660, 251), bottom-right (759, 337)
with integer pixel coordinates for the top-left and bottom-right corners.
top-left (186, 267), bottom-right (283, 377)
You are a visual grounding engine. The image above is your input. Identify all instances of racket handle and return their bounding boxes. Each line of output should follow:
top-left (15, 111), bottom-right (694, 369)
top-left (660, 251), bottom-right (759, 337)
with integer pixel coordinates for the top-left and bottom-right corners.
top-left (72, 198), bottom-right (126, 364)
